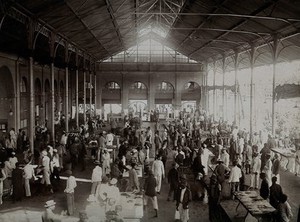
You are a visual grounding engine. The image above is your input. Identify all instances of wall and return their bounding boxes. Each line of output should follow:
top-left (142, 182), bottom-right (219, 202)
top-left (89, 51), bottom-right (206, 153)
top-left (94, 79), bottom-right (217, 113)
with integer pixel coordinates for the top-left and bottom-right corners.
top-left (0, 52), bottom-right (66, 137)
top-left (96, 62), bottom-right (204, 117)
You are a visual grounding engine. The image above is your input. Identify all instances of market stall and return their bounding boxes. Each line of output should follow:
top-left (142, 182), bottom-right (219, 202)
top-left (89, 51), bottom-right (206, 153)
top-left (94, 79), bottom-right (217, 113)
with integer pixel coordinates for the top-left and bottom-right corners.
top-left (234, 191), bottom-right (276, 222)
top-left (85, 192), bottom-right (143, 222)
top-left (119, 192), bottom-right (143, 221)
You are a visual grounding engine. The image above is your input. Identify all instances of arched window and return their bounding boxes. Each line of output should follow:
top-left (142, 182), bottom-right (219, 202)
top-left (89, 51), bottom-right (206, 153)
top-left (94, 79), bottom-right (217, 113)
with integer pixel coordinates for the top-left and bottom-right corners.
top-left (45, 79), bottom-right (50, 93)
top-left (105, 81), bottom-right (120, 89)
top-left (130, 81), bottom-right (147, 90)
top-left (20, 77), bottom-right (27, 93)
top-left (183, 81), bottom-right (201, 91)
top-left (156, 81), bottom-right (174, 91)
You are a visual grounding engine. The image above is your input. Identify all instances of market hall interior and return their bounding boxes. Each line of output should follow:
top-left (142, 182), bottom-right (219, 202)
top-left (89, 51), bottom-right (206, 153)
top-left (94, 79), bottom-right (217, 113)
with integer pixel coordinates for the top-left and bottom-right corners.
top-left (0, 0), bottom-right (300, 222)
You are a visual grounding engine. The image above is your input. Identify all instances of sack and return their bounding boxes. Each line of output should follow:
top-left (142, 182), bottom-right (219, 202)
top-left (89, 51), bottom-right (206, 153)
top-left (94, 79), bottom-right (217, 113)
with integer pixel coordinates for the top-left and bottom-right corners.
top-left (175, 210), bottom-right (180, 220)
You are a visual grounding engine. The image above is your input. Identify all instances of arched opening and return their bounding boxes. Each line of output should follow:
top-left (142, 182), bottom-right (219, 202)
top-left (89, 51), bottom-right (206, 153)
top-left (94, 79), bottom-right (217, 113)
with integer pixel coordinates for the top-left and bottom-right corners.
top-left (60, 81), bottom-right (64, 114)
top-left (102, 81), bottom-right (122, 121)
top-left (44, 79), bottom-right (50, 126)
top-left (54, 80), bottom-right (58, 111)
top-left (182, 81), bottom-right (201, 114)
top-left (155, 81), bottom-right (175, 119)
top-left (129, 81), bottom-right (148, 120)
top-left (35, 78), bottom-right (42, 126)
top-left (0, 66), bottom-right (15, 135)
top-left (20, 76), bottom-right (29, 131)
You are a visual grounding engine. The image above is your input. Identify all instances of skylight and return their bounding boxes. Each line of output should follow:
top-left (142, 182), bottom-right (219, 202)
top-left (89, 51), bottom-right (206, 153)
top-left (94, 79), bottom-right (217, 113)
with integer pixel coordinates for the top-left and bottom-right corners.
top-left (138, 25), bottom-right (167, 38)
top-left (102, 37), bottom-right (197, 63)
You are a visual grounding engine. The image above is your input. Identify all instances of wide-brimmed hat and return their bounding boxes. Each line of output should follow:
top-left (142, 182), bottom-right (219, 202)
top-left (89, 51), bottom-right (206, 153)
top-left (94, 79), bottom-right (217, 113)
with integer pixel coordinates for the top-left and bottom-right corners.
top-left (110, 178), bottom-right (118, 185)
top-left (44, 200), bottom-right (56, 208)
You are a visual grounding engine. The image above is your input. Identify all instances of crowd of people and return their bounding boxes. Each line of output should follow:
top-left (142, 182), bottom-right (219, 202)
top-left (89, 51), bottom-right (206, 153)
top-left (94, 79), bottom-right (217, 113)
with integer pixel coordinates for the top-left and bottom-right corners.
top-left (0, 108), bottom-right (299, 222)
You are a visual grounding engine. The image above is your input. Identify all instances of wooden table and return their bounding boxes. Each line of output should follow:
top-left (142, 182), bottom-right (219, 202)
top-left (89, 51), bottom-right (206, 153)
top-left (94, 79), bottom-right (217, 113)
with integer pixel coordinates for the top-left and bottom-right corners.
top-left (234, 191), bottom-right (276, 222)
top-left (119, 192), bottom-right (143, 221)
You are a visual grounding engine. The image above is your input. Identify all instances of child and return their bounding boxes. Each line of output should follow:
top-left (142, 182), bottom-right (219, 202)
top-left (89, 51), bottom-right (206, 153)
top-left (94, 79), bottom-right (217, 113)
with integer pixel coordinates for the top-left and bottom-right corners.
top-left (228, 160), bottom-right (242, 200)
top-left (277, 194), bottom-right (293, 222)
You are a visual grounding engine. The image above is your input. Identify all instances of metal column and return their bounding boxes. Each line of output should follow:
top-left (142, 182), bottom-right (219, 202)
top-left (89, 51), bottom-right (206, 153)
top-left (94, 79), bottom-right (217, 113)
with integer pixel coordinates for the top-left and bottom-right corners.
top-left (83, 69), bottom-right (86, 124)
top-left (271, 35), bottom-right (279, 135)
top-left (94, 72), bottom-right (97, 117)
top-left (75, 68), bottom-right (79, 127)
top-left (249, 45), bottom-right (256, 142)
top-left (65, 66), bottom-right (69, 132)
top-left (234, 52), bottom-right (239, 125)
top-left (90, 71), bottom-right (93, 117)
top-left (15, 60), bottom-right (20, 131)
top-left (213, 61), bottom-right (216, 121)
top-left (29, 56), bottom-right (35, 153)
top-left (222, 56), bottom-right (226, 121)
top-left (50, 62), bottom-right (55, 143)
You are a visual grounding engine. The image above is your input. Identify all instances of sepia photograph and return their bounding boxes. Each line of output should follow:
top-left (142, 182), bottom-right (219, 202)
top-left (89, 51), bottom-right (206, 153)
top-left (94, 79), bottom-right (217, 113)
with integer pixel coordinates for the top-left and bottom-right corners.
top-left (0, 0), bottom-right (300, 221)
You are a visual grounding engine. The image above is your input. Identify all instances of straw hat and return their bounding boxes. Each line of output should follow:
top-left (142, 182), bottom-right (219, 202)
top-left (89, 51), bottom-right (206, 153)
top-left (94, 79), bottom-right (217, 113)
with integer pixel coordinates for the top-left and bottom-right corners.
top-left (110, 178), bottom-right (118, 185)
top-left (44, 200), bottom-right (56, 208)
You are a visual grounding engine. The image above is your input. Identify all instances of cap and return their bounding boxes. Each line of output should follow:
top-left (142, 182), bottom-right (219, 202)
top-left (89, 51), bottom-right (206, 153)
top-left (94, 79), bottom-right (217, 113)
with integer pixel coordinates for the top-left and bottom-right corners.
top-left (41, 150), bottom-right (48, 156)
top-left (53, 149), bottom-right (58, 153)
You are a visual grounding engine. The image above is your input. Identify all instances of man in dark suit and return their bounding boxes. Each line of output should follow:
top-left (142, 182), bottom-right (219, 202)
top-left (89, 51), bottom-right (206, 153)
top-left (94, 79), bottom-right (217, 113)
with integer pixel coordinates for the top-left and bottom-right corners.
top-left (167, 162), bottom-right (179, 201)
top-left (175, 174), bottom-right (192, 222)
top-left (269, 176), bottom-right (283, 209)
top-left (143, 170), bottom-right (158, 217)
